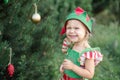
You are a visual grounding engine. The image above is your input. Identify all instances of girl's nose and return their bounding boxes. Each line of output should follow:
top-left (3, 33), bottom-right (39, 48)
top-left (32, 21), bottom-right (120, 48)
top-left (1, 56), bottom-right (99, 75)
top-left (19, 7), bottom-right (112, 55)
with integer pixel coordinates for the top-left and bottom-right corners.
top-left (70, 28), bottom-right (74, 33)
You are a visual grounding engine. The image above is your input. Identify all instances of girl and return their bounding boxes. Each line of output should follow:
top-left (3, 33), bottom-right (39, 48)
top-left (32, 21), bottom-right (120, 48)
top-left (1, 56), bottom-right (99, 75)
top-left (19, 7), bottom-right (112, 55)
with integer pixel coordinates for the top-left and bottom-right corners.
top-left (60, 7), bottom-right (103, 80)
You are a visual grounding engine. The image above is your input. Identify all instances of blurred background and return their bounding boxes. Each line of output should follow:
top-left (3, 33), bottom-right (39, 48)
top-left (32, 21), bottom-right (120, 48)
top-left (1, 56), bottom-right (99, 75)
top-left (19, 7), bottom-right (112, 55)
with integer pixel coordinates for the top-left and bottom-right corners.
top-left (0, 0), bottom-right (120, 80)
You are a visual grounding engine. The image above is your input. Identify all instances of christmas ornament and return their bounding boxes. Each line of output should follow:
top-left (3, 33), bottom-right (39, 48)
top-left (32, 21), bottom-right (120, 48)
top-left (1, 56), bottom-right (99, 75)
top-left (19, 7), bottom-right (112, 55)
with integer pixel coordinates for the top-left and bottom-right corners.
top-left (32, 3), bottom-right (41, 23)
top-left (0, 0), bottom-right (9, 4)
top-left (7, 48), bottom-right (15, 77)
top-left (4, 0), bottom-right (8, 4)
top-left (7, 64), bottom-right (14, 77)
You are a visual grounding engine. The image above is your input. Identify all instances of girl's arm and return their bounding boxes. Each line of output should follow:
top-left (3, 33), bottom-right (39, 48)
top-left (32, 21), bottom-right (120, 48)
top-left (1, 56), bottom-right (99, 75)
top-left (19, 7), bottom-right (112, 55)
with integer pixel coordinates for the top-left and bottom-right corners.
top-left (62, 59), bottom-right (95, 79)
top-left (60, 64), bottom-right (64, 73)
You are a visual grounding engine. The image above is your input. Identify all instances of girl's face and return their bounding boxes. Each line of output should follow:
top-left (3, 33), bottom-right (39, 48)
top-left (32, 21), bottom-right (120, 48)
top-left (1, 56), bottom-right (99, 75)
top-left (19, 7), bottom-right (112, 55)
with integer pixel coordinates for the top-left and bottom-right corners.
top-left (66, 20), bottom-right (87, 43)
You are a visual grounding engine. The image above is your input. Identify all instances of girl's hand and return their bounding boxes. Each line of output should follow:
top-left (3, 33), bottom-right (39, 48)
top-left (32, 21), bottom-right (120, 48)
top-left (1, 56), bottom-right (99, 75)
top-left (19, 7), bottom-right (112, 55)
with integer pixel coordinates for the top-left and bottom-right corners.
top-left (62, 59), bottom-right (74, 70)
top-left (60, 65), bottom-right (64, 74)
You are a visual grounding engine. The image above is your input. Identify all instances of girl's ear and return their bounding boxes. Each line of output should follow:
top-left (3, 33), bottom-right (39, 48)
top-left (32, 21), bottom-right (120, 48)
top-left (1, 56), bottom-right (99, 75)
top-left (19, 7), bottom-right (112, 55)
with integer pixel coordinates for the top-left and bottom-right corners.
top-left (84, 31), bottom-right (90, 40)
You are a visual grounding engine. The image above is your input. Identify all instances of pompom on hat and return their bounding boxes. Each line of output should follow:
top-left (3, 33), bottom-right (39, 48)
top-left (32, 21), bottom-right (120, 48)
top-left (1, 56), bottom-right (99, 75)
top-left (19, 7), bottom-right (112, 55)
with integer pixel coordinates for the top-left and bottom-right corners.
top-left (60, 7), bottom-right (93, 35)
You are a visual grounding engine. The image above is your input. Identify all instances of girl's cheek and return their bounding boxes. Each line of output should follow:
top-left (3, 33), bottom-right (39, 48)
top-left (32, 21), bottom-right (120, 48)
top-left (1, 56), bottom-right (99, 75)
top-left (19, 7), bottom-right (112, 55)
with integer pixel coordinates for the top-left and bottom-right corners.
top-left (66, 30), bottom-right (69, 34)
top-left (74, 30), bottom-right (80, 34)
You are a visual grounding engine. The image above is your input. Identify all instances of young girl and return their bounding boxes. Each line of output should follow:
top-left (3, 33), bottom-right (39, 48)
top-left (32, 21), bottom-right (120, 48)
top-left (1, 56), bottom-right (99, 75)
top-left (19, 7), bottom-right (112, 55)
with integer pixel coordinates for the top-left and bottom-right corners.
top-left (60, 7), bottom-right (103, 80)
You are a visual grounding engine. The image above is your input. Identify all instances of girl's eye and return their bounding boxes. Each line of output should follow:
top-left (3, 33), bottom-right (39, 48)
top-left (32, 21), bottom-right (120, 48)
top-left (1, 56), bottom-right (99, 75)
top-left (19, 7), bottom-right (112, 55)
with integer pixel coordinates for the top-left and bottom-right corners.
top-left (66, 26), bottom-right (71, 29)
top-left (74, 27), bottom-right (80, 29)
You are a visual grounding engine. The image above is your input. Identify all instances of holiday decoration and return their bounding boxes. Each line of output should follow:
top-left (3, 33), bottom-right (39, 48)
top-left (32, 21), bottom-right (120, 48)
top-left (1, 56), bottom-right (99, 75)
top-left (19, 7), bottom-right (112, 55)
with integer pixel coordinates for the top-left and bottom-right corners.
top-left (4, 0), bottom-right (8, 4)
top-left (7, 48), bottom-right (15, 77)
top-left (7, 64), bottom-right (14, 77)
top-left (32, 3), bottom-right (41, 23)
top-left (0, 0), bottom-right (9, 4)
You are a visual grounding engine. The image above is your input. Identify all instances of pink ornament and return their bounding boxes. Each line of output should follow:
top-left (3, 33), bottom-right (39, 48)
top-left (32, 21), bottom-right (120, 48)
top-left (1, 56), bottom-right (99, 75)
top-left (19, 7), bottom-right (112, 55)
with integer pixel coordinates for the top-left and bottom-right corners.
top-left (7, 64), bottom-right (15, 77)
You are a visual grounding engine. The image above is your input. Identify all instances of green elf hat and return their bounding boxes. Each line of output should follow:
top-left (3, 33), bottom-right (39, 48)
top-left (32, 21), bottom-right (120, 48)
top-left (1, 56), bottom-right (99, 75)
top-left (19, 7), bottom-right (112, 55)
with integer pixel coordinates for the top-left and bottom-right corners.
top-left (60, 7), bottom-right (93, 35)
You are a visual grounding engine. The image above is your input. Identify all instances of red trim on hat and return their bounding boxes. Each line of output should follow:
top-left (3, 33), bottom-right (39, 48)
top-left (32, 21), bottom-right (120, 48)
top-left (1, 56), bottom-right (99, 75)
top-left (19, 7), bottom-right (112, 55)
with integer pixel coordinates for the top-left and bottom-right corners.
top-left (75, 7), bottom-right (84, 15)
top-left (86, 14), bottom-right (90, 22)
top-left (60, 26), bottom-right (66, 35)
